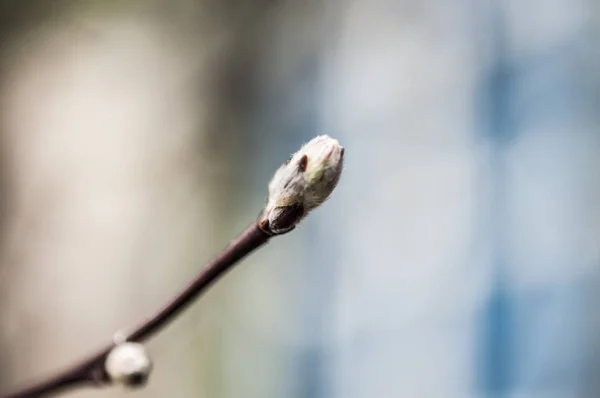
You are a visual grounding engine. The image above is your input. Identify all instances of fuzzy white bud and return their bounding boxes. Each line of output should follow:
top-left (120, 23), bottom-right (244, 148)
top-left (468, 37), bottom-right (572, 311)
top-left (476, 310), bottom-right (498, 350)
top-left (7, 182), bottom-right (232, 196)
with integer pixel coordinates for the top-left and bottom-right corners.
top-left (105, 342), bottom-right (152, 388)
top-left (260, 135), bottom-right (344, 235)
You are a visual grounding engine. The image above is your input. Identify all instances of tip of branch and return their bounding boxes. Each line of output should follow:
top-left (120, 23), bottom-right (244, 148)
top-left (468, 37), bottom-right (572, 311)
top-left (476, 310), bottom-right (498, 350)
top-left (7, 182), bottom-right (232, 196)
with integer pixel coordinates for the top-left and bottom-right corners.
top-left (260, 135), bottom-right (344, 235)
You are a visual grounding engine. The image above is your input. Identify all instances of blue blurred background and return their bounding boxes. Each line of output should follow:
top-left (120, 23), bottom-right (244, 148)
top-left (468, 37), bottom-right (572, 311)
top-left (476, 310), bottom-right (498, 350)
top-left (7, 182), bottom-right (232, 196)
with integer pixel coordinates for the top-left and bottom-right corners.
top-left (0, 1), bottom-right (599, 397)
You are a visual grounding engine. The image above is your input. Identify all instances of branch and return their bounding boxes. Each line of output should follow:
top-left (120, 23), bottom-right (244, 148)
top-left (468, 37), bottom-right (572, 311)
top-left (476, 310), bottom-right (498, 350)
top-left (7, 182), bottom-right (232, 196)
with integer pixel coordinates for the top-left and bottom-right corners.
top-left (0, 135), bottom-right (344, 398)
top-left (2, 223), bottom-right (269, 398)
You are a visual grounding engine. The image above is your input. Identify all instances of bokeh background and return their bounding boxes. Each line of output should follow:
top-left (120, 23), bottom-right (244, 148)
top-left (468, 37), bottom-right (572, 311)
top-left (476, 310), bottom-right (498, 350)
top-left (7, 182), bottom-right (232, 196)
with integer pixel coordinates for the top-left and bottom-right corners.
top-left (0, 1), bottom-right (599, 397)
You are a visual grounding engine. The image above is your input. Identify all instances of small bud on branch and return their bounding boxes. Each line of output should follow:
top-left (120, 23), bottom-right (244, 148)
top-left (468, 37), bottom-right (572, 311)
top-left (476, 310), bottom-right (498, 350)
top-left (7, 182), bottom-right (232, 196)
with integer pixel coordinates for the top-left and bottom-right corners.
top-left (104, 342), bottom-right (152, 388)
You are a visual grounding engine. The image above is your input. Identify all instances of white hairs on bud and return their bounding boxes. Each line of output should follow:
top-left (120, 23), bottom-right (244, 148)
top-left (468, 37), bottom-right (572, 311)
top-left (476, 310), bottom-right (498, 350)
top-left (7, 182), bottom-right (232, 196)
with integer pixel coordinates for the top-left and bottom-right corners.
top-left (105, 342), bottom-right (152, 388)
top-left (261, 135), bottom-right (344, 235)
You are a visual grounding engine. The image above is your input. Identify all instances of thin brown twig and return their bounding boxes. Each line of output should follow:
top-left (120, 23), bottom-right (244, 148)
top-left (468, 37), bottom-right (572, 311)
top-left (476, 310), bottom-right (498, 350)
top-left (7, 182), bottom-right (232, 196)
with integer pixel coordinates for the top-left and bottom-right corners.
top-left (1, 222), bottom-right (270, 398)
top-left (1, 134), bottom-right (344, 398)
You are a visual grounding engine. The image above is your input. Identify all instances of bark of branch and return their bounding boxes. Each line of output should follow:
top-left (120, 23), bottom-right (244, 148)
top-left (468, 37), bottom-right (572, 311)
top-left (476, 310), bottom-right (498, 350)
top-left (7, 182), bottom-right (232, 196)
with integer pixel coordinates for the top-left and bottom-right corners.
top-left (1, 222), bottom-right (270, 398)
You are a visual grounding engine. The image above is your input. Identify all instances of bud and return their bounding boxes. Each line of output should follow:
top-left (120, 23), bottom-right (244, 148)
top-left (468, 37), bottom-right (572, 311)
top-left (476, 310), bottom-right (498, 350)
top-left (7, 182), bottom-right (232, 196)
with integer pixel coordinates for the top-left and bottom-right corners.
top-left (105, 342), bottom-right (152, 388)
top-left (260, 135), bottom-right (344, 235)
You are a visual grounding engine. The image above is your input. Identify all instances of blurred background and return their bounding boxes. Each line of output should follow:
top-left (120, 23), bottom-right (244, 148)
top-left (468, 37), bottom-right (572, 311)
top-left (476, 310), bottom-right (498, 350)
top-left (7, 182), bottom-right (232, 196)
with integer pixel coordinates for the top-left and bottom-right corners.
top-left (0, 1), bottom-right (599, 397)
